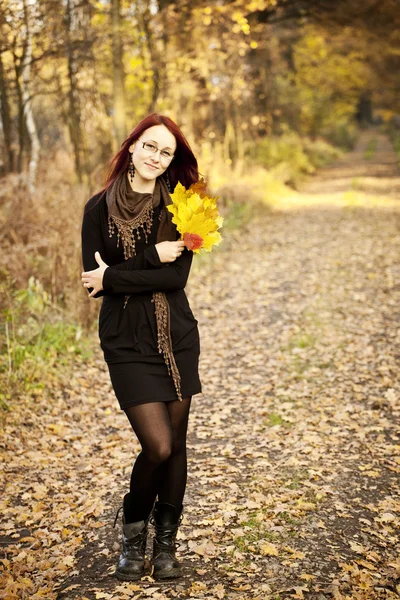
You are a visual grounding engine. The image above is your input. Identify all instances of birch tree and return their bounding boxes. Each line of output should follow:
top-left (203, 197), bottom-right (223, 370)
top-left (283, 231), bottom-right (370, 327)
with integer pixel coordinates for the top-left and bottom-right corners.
top-left (21, 0), bottom-right (40, 194)
top-left (111, 0), bottom-right (126, 146)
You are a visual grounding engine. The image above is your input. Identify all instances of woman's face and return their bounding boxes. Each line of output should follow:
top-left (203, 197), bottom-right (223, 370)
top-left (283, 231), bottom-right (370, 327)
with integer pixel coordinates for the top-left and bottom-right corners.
top-left (129, 124), bottom-right (177, 182)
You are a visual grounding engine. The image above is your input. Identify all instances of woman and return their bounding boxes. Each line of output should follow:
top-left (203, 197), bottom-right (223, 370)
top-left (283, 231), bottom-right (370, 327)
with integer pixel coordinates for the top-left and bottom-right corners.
top-left (80, 113), bottom-right (202, 581)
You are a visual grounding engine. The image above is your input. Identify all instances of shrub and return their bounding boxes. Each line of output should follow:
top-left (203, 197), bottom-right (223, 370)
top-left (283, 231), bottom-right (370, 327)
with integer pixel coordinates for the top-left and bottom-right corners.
top-left (248, 131), bottom-right (342, 187)
top-left (0, 273), bottom-right (92, 410)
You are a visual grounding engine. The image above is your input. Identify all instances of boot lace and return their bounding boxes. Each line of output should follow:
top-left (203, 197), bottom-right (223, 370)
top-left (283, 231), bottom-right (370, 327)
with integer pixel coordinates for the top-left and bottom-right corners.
top-left (150, 514), bottom-right (183, 559)
top-left (149, 513), bottom-right (183, 528)
top-left (113, 505), bottom-right (123, 529)
top-left (113, 504), bottom-right (148, 549)
top-left (125, 530), bottom-right (147, 552)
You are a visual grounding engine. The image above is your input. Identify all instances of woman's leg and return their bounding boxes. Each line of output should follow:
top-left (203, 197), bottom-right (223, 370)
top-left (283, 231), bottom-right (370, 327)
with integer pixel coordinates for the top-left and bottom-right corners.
top-left (123, 402), bottom-right (173, 522)
top-left (156, 396), bottom-right (192, 510)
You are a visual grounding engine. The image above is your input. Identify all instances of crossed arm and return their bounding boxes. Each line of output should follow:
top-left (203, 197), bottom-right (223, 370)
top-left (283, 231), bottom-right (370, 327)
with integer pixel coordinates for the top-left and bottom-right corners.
top-left (81, 210), bottom-right (192, 298)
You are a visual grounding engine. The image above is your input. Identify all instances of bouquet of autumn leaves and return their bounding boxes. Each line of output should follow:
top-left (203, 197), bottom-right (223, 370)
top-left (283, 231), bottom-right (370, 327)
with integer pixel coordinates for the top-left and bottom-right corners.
top-left (167, 178), bottom-right (223, 253)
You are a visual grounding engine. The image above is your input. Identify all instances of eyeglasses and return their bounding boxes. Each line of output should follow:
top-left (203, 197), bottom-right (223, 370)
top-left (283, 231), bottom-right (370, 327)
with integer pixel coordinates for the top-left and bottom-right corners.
top-left (139, 139), bottom-right (174, 162)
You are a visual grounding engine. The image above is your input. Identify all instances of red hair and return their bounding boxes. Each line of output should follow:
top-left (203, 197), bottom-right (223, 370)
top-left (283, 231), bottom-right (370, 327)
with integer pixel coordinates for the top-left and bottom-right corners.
top-left (105, 113), bottom-right (199, 192)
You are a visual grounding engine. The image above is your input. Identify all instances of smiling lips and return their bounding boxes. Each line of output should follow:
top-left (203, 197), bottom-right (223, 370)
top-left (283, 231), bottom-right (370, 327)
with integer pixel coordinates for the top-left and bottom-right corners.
top-left (145, 163), bottom-right (158, 170)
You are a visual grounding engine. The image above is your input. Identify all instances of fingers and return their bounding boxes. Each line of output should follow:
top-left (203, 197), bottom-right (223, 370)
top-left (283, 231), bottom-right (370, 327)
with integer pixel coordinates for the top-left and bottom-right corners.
top-left (175, 241), bottom-right (185, 257)
top-left (82, 279), bottom-right (94, 292)
top-left (81, 271), bottom-right (98, 296)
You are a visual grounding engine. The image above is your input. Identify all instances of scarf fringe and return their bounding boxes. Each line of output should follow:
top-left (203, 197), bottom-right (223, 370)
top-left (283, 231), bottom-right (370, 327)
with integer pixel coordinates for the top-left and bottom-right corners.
top-left (152, 292), bottom-right (183, 402)
top-left (108, 202), bottom-right (153, 260)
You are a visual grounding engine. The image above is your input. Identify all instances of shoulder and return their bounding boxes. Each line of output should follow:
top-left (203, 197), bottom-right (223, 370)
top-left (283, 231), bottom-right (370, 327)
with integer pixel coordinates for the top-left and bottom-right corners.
top-left (83, 190), bottom-right (107, 222)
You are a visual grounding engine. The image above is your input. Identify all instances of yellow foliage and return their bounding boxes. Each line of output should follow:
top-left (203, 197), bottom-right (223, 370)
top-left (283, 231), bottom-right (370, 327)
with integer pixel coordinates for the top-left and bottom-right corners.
top-left (167, 179), bottom-right (223, 253)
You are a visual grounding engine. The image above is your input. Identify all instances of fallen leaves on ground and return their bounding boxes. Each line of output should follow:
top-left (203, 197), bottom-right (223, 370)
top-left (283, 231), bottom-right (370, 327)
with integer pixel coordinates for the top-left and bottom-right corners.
top-left (1, 131), bottom-right (399, 599)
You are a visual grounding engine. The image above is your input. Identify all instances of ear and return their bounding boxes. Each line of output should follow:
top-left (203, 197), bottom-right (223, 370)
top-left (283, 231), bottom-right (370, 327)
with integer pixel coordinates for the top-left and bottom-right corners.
top-left (129, 143), bottom-right (135, 152)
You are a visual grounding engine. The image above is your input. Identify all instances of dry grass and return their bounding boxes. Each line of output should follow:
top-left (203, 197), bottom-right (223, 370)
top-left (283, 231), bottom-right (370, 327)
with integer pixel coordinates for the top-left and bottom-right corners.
top-left (0, 149), bottom-right (103, 327)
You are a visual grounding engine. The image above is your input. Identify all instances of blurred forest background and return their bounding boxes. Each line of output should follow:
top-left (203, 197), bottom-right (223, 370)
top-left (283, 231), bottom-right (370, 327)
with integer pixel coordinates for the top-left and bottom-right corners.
top-left (1, 0), bottom-right (400, 409)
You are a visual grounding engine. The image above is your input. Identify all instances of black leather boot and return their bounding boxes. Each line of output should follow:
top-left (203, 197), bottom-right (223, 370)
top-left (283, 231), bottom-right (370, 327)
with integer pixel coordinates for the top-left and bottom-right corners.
top-left (150, 501), bottom-right (184, 579)
top-left (113, 493), bottom-right (150, 581)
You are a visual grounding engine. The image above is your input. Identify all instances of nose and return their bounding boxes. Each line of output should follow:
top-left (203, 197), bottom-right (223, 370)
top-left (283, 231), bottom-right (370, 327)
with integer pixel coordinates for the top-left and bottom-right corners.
top-left (150, 151), bottom-right (161, 162)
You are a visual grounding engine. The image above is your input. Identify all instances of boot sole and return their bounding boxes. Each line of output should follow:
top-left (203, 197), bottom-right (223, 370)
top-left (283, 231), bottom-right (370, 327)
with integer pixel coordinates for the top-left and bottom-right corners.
top-left (115, 569), bottom-right (146, 581)
top-left (153, 567), bottom-right (182, 579)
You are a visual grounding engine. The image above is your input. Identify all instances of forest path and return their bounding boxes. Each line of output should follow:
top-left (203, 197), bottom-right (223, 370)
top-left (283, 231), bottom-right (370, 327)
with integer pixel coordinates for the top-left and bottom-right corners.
top-left (2, 130), bottom-right (399, 600)
top-left (297, 128), bottom-right (400, 197)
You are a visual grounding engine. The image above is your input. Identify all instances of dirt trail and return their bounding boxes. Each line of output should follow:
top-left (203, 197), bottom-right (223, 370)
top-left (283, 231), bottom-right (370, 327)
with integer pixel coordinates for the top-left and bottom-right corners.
top-left (2, 130), bottom-right (399, 600)
top-left (298, 129), bottom-right (400, 197)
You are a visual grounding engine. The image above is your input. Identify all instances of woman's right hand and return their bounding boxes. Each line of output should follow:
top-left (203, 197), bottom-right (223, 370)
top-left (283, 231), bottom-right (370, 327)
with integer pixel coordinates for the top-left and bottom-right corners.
top-left (155, 240), bottom-right (186, 263)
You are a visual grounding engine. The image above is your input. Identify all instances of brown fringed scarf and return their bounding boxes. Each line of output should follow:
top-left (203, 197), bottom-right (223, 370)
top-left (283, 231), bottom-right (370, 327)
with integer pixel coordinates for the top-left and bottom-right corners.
top-left (106, 171), bottom-right (182, 402)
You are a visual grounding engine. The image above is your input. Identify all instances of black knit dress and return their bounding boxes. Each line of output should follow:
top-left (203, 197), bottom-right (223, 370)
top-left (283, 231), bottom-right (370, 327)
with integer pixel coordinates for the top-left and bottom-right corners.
top-left (81, 191), bottom-right (202, 409)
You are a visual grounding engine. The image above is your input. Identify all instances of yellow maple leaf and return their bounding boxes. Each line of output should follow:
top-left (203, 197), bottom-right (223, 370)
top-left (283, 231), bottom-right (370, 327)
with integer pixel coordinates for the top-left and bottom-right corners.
top-left (167, 179), bottom-right (223, 253)
top-left (300, 573), bottom-right (316, 581)
top-left (259, 542), bottom-right (279, 556)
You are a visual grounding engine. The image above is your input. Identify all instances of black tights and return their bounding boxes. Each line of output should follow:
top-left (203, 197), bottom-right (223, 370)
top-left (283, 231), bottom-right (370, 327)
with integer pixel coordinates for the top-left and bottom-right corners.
top-left (123, 397), bottom-right (192, 523)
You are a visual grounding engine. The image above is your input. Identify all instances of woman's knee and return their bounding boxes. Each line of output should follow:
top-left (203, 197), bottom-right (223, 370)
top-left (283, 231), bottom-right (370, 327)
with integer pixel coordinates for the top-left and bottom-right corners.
top-left (146, 441), bottom-right (172, 464)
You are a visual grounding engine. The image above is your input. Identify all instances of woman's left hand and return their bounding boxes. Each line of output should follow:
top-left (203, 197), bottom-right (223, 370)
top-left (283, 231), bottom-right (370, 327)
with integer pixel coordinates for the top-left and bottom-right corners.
top-left (81, 252), bottom-right (109, 297)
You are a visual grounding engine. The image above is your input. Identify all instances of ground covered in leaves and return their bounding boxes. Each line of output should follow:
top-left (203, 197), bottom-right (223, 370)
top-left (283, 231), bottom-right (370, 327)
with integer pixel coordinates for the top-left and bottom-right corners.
top-left (1, 130), bottom-right (399, 599)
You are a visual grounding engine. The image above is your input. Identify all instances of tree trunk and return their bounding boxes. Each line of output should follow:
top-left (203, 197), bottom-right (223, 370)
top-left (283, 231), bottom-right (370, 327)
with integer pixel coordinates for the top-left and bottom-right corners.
top-left (111, 0), bottom-right (126, 147)
top-left (0, 52), bottom-right (15, 172)
top-left (13, 42), bottom-right (26, 173)
top-left (65, 0), bottom-right (83, 181)
top-left (140, 4), bottom-right (160, 112)
top-left (356, 93), bottom-right (373, 127)
top-left (223, 103), bottom-right (234, 165)
top-left (21, 0), bottom-right (40, 194)
top-left (232, 101), bottom-right (244, 172)
top-left (156, 0), bottom-right (169, 99)
top-left (223, 99), bottom-right (235, 166)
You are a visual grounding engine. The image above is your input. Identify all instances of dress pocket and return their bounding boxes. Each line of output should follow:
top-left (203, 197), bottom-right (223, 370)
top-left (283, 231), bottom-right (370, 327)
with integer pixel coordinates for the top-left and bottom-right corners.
top-left (99, 302), bottom-right (113, 338)
top-left (173, 322), bottom-right (200, 351)
top-left (170, 300), bottom-right (199, 350)
top-left (133, 318), bottom-right (158, 355)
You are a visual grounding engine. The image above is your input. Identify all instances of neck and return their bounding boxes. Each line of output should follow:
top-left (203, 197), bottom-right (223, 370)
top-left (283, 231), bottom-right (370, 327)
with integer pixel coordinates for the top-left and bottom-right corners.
top-left (127, 171), bottom-right (156, 193)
